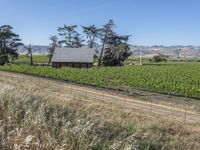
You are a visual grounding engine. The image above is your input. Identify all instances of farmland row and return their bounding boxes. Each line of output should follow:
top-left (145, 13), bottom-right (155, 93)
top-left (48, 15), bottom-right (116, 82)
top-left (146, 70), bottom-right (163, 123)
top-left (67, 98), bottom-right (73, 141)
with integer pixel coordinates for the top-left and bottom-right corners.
top-left (0, 63), bottom-right (200, 98)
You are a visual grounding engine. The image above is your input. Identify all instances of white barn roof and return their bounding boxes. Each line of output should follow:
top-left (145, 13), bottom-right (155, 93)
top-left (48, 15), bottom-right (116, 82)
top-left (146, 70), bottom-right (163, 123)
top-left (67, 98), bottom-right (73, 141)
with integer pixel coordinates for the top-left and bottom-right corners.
top-left (51, 47), bottom-right (94, 63)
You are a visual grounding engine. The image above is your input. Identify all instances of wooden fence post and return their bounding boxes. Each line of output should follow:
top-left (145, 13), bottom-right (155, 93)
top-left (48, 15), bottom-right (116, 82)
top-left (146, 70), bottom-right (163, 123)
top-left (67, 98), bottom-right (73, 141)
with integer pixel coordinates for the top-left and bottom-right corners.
top-left (102, 90), bottom-right (105, 103)
top-left (85, 88), bottom-right (87, 98)
top-left (48, 80), bottom-right (50, 89)
top-left (184, 104), bottom-right (187, 125)
top-left (123, 89), bottom-right (126, 108)
top-left (23, 74), bottom-right (24, 82)
top-left (39, 78), bottom-right (40, 86)
top-left (70, 84), bottom-right (72, 95)
top-left (150, 100), bottom-right (153, 113)
top-left (124, 95), bottom-right (126, 108)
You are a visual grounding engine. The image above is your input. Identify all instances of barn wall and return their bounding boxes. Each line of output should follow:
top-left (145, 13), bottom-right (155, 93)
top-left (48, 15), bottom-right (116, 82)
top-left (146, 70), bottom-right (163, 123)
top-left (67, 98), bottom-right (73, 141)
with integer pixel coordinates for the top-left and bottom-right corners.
top-left (52, 62), bottom-right (93, 68)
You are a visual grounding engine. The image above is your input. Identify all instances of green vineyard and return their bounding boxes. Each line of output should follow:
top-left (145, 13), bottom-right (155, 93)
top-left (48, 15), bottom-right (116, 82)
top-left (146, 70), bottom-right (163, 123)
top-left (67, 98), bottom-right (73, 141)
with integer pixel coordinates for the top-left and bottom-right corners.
top-left (14, 55), bottom-right (49, 64)
top-left (0, 63), bottom-right (200, 98)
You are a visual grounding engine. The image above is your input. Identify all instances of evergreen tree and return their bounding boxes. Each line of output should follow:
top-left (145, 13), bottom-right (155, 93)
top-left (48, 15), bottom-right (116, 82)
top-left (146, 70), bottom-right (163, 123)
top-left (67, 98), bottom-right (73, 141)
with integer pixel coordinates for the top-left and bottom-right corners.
top-left (58, 25), bottom-right (84, 48)
top-left (48, 35), bottom-right (58, 65)
top-left (82, 25), bottom-right (100, 48)
top-left (98, 19), bottom-right (115, 66)
top-left (0, 25), bottom-right (23, 65)
top-left (102, 35), bottom-right (131, 66)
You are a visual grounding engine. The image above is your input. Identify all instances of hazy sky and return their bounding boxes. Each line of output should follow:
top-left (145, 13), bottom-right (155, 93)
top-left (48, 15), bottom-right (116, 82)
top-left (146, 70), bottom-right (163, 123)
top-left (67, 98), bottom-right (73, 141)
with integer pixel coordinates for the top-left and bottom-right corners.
top-left (0, 0), bottom-right (199, 46)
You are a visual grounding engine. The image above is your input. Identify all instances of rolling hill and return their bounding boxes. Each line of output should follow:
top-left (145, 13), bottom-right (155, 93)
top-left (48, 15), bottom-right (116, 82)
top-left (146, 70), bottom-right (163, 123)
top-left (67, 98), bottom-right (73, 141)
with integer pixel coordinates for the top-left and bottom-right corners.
top-left (18, 45), bottom-right (200, 58)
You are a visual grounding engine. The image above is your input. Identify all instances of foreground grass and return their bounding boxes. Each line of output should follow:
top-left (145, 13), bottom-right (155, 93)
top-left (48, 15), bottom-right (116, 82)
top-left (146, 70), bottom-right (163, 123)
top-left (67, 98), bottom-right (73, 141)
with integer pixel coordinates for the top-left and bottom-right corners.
top-left (0, 63), bottom-right (200, 98)
top-left (0, 83), bottom-right (200, 149)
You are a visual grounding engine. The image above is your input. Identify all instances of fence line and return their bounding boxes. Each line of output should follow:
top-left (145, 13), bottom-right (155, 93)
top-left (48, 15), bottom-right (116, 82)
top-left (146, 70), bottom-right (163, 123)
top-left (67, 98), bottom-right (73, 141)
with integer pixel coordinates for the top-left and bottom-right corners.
top-left (0, 71), bottom-right (199, 124)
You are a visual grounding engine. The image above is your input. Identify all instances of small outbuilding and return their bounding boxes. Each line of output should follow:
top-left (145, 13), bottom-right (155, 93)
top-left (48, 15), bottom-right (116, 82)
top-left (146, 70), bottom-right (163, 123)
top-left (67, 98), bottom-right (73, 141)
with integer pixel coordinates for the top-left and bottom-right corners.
top-left (51, 47), bottom-right (94, 68)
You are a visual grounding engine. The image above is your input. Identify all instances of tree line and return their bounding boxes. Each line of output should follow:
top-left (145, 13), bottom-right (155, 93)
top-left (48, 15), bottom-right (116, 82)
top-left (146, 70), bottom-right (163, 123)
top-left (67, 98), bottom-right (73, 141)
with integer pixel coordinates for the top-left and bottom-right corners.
top-left (0, 19), bottom-right (132, 66)
top-left (49, 19), bottom-right (132, 66)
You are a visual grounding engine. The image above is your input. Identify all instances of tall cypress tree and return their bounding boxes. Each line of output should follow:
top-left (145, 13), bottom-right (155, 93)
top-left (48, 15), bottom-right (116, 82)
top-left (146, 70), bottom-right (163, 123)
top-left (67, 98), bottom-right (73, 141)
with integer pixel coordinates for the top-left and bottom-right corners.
top-left (98, 20), bottom-right (115, 66)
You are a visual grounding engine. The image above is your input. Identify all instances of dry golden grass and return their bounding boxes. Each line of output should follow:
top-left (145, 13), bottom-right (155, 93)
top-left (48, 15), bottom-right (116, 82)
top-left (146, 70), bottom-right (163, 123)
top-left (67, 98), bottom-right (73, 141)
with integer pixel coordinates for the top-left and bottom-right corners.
top-left (0, 82), bottom-right (200, 150)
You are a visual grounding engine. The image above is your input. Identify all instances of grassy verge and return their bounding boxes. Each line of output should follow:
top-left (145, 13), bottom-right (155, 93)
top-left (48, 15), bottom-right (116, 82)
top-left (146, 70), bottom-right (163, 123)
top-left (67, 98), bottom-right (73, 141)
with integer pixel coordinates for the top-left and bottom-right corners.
top-left (0, 82), bottom-right (200, 149)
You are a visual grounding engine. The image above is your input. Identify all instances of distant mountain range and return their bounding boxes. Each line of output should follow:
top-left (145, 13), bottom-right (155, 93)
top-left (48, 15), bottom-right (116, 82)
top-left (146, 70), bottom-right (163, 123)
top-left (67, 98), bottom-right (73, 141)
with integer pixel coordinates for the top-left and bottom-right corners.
top-left (18, 45), bottom-right (49, 55)
top-left (130, 45), bottom-right (200, 58)
top-left (18, 45), bottom-right (200, 58)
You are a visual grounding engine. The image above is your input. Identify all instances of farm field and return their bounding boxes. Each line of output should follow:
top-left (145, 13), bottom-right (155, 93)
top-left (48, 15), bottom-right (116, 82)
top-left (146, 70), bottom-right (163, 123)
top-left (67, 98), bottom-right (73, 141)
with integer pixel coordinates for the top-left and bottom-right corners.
top-left (0, 63), bottom-right (200, 98)
top-left (14, 55), bottom-right (49, 64)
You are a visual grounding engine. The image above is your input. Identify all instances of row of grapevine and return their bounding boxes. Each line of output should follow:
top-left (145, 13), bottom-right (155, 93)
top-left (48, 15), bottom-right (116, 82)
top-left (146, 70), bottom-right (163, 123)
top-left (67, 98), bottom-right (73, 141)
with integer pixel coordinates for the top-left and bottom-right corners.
top-left (0, 63), bottom-right (200, 98)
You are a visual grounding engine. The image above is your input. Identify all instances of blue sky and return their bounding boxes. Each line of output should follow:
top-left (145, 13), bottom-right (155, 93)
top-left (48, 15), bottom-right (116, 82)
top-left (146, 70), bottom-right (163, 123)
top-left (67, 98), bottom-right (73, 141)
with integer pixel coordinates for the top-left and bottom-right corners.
top-left (0, 0), bottom-right (199, 46)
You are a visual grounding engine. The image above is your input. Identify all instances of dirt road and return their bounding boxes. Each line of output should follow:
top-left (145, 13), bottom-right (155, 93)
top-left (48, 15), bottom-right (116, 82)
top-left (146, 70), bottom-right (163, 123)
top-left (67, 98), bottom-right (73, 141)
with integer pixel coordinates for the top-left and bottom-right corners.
top-left (0, 71), bottom-right (200, 123)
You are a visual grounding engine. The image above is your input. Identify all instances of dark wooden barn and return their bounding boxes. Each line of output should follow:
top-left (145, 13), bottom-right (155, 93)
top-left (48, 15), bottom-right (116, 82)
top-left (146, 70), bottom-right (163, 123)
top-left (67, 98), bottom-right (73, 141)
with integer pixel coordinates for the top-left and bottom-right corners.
top-left (51, 47), bottom-right (94, 68)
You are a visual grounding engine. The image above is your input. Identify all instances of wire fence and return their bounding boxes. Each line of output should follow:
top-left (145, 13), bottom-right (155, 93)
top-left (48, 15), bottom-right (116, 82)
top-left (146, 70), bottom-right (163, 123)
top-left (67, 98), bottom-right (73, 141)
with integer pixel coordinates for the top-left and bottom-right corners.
top-left (0, 71), bottom-right (200, 124)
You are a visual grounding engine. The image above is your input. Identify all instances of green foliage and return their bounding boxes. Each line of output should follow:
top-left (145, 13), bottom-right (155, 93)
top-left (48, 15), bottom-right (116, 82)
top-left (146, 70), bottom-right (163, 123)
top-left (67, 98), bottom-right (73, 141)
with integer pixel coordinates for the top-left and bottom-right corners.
top-left (82, 25), bottom-right (100, 48)
top-left (150, 54), bottom-right (167, 62)
top-left (8, 53), bottom-right (18, 64)
top-left (58, 25), bottom-right (84, 48)
top-left (102, 35), bottom-right (132, 66)
top-left (98, 20), bottom-right (132, 66)
top-left (98, 19), bottom-right (116, 66)
top-left (1, 63), bottom-right (200, 98)
top-left (0, 53), bottom-right (8, 65)
top-left (0, 25), bottom-right (23, 65)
